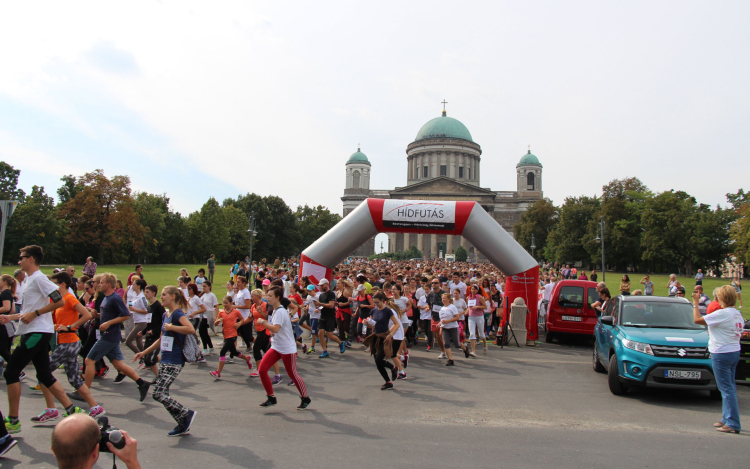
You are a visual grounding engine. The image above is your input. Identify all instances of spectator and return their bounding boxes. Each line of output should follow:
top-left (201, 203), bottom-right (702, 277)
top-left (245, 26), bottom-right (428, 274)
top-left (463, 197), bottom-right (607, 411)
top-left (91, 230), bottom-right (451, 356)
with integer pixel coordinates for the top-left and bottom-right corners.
top-left (127, 265), bottom-right (144, 287)
top-left (206, 254), bottom-right (216, 283)
top-left (695, 269), bottom-right (704, 286)
top-left (66, 267), bottom-right (78, 296)
top-left (694, 285), bottom-right (711, 315)
top-left (620, 275), bottom-right (631, 296)
top-left (83, 257), bottom-right (97, 278)
top-left (667, 274), bottom-right (681, 297)
top-left (640, 275), bottom-right (654, 296)
top-left (590, 270), bottom-right (598, 283)
top-left (51, 413), bottom-right (141, 469)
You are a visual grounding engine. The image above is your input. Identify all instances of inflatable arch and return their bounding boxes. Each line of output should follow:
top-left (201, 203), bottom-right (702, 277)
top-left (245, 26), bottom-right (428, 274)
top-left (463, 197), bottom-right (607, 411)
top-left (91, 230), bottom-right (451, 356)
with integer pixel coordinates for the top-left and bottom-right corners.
top-left (299, 198), bottom-right (540, 340)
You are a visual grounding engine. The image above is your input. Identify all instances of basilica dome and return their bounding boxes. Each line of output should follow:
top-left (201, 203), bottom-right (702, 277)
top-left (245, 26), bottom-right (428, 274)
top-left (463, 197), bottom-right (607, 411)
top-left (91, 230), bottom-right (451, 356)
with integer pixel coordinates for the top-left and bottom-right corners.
top-left (346, 148), bottom-right (371, 165)
top-left (414, 110), bottom-right (473, 143)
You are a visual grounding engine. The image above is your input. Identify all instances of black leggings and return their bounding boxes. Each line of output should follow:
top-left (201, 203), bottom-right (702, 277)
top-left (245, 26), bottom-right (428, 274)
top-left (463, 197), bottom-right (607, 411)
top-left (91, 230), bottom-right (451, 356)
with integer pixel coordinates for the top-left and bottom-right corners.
top-left (220, 337), bottom-right (241, 358)
top-left (80, 321), bottom-right (107, 373)
top-left (336, 312), bottom-right (351, 342)
top-left (4, 333), bottom-right (56, 387)
top-left (0, 324), bottom-right (12, 363)
top-left (198, 318), bottom-right (213, 349)
top-left (238, 323), bottom-right (254, 349)
top-left (420, 319), bottom-right (433, 347)
top-left (374, 338), bottom-right (395, 383)
top-left (253, 331), bottom-right (271, 362)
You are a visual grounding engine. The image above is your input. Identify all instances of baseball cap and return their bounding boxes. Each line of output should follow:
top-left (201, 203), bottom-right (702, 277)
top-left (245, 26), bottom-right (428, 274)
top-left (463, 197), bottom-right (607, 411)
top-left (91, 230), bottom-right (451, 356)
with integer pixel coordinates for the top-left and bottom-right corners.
top-left (306, 285), bottom-right (316, 291)
top-left (318, 278), bottom-right (329, 285)
top-left (356, 284), bottom-right (366, 292)
top-left (262, 279), bottom-right (271, 286)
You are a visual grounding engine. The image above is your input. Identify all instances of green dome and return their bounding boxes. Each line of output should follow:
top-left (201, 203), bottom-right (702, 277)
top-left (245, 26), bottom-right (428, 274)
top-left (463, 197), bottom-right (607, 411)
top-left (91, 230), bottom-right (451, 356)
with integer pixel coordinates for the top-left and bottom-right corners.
top-left (517, 149), bottom-right (542, 167)
top-left (346, 148), bottom-right (371, 165)
top-left (415, 111), bottom-right (473, 142)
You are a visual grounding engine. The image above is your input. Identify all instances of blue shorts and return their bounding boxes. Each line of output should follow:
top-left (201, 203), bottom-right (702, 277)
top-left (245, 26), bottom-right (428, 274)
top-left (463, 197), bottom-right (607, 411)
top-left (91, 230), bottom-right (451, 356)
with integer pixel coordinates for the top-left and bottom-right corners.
top-left (310, 318), bottom-right (319, 335)
top-left (87, 339), bottom-right (125, 362)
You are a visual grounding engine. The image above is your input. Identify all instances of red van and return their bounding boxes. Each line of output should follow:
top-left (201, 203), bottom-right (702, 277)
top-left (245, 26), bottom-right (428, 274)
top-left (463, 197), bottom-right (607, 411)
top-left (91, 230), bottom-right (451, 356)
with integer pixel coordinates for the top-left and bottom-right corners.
top-left (544, 279), bottom-right (599, 343)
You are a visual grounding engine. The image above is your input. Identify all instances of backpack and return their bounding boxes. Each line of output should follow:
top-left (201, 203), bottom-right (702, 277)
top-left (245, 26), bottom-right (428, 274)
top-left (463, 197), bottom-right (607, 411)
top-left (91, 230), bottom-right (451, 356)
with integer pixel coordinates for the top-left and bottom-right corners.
top-left (165, 312), bottom-right (201, 363)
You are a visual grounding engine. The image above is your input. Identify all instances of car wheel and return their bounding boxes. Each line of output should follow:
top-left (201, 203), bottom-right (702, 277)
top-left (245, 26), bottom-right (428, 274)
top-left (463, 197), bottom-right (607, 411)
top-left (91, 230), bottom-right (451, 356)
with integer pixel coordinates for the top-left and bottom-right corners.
top-left (709, 390), bottom-right (722, 401)
top-left (592, 339), bottom-right (606, 373)
top-left (607, 354), bottom-right (628, 395)
top-left (545, 330), bottom-right (554, 343)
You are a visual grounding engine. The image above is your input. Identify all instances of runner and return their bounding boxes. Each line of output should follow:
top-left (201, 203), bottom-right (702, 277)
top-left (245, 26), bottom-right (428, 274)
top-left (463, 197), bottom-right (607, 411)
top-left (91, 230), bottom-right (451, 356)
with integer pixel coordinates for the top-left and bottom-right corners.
top-left (390, 284), bottom-right (411, 379)
top-left (0, 274), bottom-right (16, 365)
top-left (335, 279), bottom-right (353, 348)
top-left (210, 296), bottom-right (253, 379)
top-left (426, 278), bottom-right (447, 356)
top-left (313, 279), bottom-right (346, 358)
top-left (233, 277), bottom-right (254, 350)
top-left (141, 284), bottom-right (164, 376)
top-left (124, 279), bottom-right (149, 356)
top-left (256, 287), bottom-right (311, 410)
top-left (438, 293), bottom-right (470, 366)
top-left (363, 292), bottom-right (402, 390)
top-left (201, 281), bottom-right (219, 339)
top-left (247, 289), bottom-right (282, 383)
top-left (466, 283), bottom-right (488, 356)
top-left (133, 286), bottom-right (197, 436)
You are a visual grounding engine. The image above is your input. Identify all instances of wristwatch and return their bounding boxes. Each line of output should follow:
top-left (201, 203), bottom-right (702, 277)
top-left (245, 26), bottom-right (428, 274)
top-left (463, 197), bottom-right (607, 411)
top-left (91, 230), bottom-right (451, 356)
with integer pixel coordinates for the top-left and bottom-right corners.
top-left (35, 310), bottom-right (39, 316)
top-left (67, 325), bottom-right (72, 331)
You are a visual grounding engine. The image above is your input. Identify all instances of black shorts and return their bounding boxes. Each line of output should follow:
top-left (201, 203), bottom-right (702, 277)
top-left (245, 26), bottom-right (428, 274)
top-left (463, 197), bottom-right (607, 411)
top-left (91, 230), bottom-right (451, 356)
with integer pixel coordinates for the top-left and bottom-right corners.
top-left (300, 312), bottom-right (310, 326)
top-left (319, 315), bottom-right (337, 333)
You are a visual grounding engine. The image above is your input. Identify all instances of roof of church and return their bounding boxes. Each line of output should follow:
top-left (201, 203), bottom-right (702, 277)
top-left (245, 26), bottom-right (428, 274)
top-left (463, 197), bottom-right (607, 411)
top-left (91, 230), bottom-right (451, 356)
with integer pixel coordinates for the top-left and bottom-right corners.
top-left (347, 148), bottom-right (371, 165)
top-left (414, 110), bottom-right (473, 143)
top-left (517, 149), bottom-right (542, 167)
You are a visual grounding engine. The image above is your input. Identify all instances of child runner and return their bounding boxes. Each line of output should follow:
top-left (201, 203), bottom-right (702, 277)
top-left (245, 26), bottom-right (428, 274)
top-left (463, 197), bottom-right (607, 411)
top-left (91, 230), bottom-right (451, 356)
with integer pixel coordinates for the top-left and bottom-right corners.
top-left (209, 297), bottom-right (253, 379)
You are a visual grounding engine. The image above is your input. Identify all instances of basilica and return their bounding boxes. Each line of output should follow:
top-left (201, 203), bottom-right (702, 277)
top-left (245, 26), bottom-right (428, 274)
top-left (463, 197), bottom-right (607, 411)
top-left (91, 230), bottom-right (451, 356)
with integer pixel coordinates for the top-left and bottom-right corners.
top-left (341, 108), bottom-right (544, 260)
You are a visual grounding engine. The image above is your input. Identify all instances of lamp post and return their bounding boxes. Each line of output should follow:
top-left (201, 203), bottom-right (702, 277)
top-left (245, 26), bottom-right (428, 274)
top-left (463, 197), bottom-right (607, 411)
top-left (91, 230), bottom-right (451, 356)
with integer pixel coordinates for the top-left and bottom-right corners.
top-left (594, 215), bottom-right (605, 283)
top-left (380, 241), bottom-right (384, 254)
top-left (530, 233), bottom-right (536, 259)
top-left (248, 211), bottom-right (257, 269)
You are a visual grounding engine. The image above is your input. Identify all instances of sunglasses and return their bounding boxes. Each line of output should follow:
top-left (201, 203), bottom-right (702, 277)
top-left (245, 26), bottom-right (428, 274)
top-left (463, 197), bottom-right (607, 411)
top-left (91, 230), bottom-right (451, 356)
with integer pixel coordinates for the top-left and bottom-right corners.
top-left (19, 255), bottom-right (30, 260)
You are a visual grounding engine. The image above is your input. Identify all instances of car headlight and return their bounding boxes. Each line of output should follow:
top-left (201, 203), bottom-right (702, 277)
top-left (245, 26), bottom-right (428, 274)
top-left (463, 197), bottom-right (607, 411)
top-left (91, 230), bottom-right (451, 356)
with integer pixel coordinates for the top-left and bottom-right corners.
top-left (622, 339), bottom-right (654, 356)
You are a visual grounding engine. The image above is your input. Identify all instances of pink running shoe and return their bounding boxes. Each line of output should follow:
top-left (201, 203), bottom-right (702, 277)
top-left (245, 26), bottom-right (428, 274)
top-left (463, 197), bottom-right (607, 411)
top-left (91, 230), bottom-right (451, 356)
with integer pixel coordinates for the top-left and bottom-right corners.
top-left (245, 357), bottom-right (254, 371)
top-left (210, 371), bottom-right (221, 380)
top-left (89, 406), bottom-right (106, 419)
top-left (249, 371), bottom-right (260, 377)
top-left (31, 409), bottom-right (60, 424)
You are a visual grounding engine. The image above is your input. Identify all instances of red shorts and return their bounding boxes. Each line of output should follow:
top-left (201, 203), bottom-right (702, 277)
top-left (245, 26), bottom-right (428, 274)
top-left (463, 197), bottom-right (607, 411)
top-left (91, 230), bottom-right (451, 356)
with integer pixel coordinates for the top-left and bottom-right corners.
top-left (431, 320), bottom-right (441, 333)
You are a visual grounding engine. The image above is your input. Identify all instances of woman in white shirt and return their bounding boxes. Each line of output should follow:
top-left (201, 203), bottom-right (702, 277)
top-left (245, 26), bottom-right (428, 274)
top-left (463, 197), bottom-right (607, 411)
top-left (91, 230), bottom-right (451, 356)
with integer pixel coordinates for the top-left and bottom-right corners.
top-left (125, 279), bottom-right (150, 354)
top-left (390, 284), bottom-right (411, 380)
top-left (438, 293), bottom-right (470, 366)
top-left (186, 284), bottom-right (207, 362)
top-left (200, 282), bottom-right (218, 352)
top-left (451, 288), bottom-right (467, 347)
top-left (693, 285), bottom-right (743, 434)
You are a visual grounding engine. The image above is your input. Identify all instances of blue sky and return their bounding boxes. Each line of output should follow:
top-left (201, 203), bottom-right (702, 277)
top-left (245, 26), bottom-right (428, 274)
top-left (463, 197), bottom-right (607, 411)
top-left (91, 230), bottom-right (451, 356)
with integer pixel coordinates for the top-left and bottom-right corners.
top-left (1, 0), bottom-right (749, 219)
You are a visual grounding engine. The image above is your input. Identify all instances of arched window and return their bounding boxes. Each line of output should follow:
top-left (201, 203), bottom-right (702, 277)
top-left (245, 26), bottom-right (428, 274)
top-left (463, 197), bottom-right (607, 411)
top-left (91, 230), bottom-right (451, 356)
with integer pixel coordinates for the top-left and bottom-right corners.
top-left (353, 170), bottom-right (361, 189)
top-left (527, 172), bottom-right (535, 190)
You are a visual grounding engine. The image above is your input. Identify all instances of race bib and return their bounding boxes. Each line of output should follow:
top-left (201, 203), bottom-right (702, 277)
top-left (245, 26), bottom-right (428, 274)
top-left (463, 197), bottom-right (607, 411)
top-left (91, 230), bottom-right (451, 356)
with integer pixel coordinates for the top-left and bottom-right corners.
top-left (467, 299), bottom-right (477, 307)
top-left (432, 304), bottom-right (442, 313)
top-left (95, 329), bottom-right (101, 339)
top-left (161, 336), bottom-right (174, 352)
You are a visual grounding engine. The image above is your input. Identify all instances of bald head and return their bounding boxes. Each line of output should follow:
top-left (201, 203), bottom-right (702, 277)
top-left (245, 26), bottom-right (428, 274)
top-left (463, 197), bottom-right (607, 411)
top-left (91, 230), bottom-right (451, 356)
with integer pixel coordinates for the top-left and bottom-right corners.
top-left (52, 414), bottom-right (100, 469)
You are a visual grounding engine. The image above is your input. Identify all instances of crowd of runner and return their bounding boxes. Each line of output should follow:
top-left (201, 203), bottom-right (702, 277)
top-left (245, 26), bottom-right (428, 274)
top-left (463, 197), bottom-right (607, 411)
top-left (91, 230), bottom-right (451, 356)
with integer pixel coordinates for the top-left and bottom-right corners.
top-left (0, 246), bottom-right (746, 457)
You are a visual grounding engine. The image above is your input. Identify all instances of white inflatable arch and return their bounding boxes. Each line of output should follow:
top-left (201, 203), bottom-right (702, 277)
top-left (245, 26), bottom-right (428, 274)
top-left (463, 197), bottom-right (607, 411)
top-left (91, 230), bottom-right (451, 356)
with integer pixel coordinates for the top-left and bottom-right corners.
top-left (299, 199), bottom-right (540, 340)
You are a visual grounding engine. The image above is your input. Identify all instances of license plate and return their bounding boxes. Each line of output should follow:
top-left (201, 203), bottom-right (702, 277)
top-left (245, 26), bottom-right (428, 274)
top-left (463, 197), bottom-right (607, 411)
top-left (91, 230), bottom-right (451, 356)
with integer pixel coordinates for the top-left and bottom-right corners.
top-left (664, 370), bottom-right (701, 380)
top-left (561, 315), bottom-right (582, 322)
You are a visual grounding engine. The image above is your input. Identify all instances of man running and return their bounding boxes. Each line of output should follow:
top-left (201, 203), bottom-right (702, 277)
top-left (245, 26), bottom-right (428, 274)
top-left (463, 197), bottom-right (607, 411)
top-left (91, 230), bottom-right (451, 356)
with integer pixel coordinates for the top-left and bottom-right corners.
top-left (313, 279), bottom-right (345, 358)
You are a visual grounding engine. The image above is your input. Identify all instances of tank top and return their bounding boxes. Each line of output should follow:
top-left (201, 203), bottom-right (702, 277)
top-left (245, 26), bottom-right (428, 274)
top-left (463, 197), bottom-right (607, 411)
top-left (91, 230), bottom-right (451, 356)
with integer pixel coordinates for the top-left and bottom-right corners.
top-left (336, 292), bottom-right (351, 313)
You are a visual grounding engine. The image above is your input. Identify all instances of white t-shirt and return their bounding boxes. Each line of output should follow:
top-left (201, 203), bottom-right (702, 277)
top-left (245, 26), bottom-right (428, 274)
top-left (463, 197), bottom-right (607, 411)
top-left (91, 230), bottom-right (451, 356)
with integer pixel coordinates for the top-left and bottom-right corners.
top-left (703, 307), bottom-right (744, 353)
top-left (233, 288), bottom-right (252, 319)
top-left (438, 304), bottom-right (459, 329)
top-left (453, 298), bottom-right (467, 320)
top-left (270, 306), bottom-right (297, 354)
top-left (449, 281), bottom-right (467, 299)
top-left (195, 276), bottom-right (205, 288)
top-left (226, 290), bottom-right (236, 300)
top-left (417, 296), bottom-right (431, 320)
top-left (18, 270), bottom-right (58, 335)
top-left (415, 287), bottom-right (426, 300)
top-left (543, 283), bottom-right (555, 301)
top-left (392, 296), bottom-right (408, 315)
top-left (126, 287), bottom-right (137, 308)
top-left (180, 288), bottom-right (189, 301)
top-left (188, 295), bottom-right (204, 319)
top-left (306, 293), bottom-right (321, 319)
top-left (14, 279), bottom-right (25, 303)
top-left (202, 292), bottom-right (218, 317)
top-left (132, 292), bottom-right (151, 324)
top-left (393, 309), bottom-right (407, 340)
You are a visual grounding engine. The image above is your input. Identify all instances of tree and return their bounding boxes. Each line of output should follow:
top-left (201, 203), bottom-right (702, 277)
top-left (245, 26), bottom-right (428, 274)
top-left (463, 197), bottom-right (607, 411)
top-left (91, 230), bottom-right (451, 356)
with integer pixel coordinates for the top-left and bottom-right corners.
top-left (295, 205), bottom-right (342, 253)
top-left (3, 186), bottom-right (62, 264)
top-left (132, 192), bottom-right (169, 263)
top-left (727, 189), bottom-right (750, 266)
top-left (57, 175), bottom-right (84, 206)
top-left (454, 245), bottom-right (468, 262)
top-left (224, 205), bottom-right (253, 263)
top-left (0, 162), bottom-right (25, 201)
top-left (405, 245), bottom-right (422, 259)
top-left (222, 193), bottom-right (299, 260)
top-left (513, 198), bottom-right (558, 261)
top-left (57, 170), bottom-right (144, 264)
top-left (544, 196), bottom-right (600, 265)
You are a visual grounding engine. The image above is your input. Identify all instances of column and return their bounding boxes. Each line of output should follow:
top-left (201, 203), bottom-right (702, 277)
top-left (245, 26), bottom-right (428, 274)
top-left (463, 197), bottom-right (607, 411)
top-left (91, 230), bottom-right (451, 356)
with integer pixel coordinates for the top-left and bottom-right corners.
top-left (417, 233), bottom-right (424, 255)
top-left (447, 234), bottom-right (453, 254)
top-left (431, 234), bottom-right (438, 259)
top-left (431, 153), bottom-right (438, 179)
top-left (460, 236), bottom-right (466, 248)
top-left (450, 153), bottom-right (456, 178)
top-left (404, 232), bottom-right (410, 251)
top-left (476, 156), bottom-right (480, 185)
top-left (388, 233), bottom-right (397, 252)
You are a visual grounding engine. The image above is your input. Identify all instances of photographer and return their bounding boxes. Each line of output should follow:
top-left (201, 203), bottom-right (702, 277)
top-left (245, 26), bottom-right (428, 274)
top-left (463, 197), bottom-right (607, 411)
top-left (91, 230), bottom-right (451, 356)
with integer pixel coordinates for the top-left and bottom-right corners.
top-left (51, 414), bottom-right (141, 469)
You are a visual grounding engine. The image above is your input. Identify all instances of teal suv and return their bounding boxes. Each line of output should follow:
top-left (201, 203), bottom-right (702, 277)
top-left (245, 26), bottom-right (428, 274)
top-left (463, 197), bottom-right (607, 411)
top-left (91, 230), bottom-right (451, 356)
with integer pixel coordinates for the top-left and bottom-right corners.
top-left (593, 295), bottom-right (719, 399)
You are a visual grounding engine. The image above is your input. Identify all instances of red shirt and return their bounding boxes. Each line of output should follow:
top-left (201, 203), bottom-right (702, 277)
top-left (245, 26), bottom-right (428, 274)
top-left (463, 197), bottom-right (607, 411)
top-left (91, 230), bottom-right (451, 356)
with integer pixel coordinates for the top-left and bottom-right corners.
top-left (706, 300), bottom-right (721, 315)
top-left (218, 309), bottom-right (243, 339)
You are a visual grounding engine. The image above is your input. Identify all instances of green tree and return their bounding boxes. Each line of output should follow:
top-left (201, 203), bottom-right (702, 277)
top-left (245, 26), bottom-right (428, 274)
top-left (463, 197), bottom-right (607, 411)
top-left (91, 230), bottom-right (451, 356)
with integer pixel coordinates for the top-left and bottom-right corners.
top-left (222, 193), bottom-right (298, 260)
top-left (544, 196), bottom-right (600, 265)
top-left (57, 175), bottom-right (84, 205)
top-left (727, 189), bottom-right (750, 267)
top-left (3, 186), bottom-right (62, 264)
top-left (513, 198), bottom-right (558, 261)
top-left (224, 205), bottom-right (253, 263)
top-left (0, 162), bottom-right (25, 201)
top-left (454, 245), bottom-right (468, 262)
top-left (132, 192), bottom-right (169, 263)
top-left (295, 205), bottom-right (342, 253)
top-left (405, 245), bottom-right (422, 259)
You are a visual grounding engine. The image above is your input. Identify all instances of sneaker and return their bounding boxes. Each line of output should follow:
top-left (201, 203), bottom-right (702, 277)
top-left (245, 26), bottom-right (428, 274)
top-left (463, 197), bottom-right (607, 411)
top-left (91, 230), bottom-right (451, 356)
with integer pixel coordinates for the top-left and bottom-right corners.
top-left (446, 359), bottom-right (455, 366)
top-left (113, 373), bottom-right (126, 384)
top-left (287, 379), bottom-right (296, 386)
top-left (137, 363), bottom-right (146, 370)
top-left (259, 395), bottom-right (277, 407)
top-left (168, 425), bottom-right (189, 437)
top-left (380, 382), bottom-right (394, 391)
top-left (363, 347), bottom-right (370, 353)
top-left (391, 366), bottom-right (398, 382)
top-left (397, 372), bottom-right (408, 380)
top-left (438, 352), bottom-right (447, 359)
top-left (202, 349), bottom-right (209, 356)
top-left (249, 371), bottom-right (260, 377)
top-left (227, 358), bottom-right (234, 364)
top-left (0, 435), bottom-right (18, 458)
top-left (305, 347), bottom-right (315, 355)
top-left (319, 351), bottom-right (330, 359)
top-left (3, 418), bottom-right (20, 434)
top-left (302, 344), bottom-right (308, 354)
top-left (89, 406), bottom-right (106, 419)
top-left (181, 409), bottom-right (197, 433)
top-left (197, 357), bottom-right (207, 364)
top-left (464, 347), bottom-right (471, 359)
top-left (97, 366), bottom-right (109, 378)
top-left (484, 342), bottom-right (488, 354)
top-left (18, 371), bottom-right (26, 381)
top-left (469, 351), bottom-right (477, 358)
top-left (426, 345), bottom-right (432, 352)
top-left (138, 381), bottom-right (151, 402)
top-left (271, 375), bottom-right (283, 385)
top-left (29, 384), bottom-right (42, 393)
top-left (297, 396), bottom-right (312, 411)
top-left (345, 341), bottom-right (352, 348)
top-left (64, 406), bottom-right (85, 417)
top-left (208, 348), bottom-right (215, 354)
top-left (339, 342), bottom-right (346, 354)
top-left (210, 371), bottom-right (221, 380)
top-left (245, 357), bottom-right (254, 371)
top-left (31, 409), bottom-right (60, 424)
top-left (403, 354), bottom-right (409, 368)
top-left (67, 391), bottom-right (85, 402)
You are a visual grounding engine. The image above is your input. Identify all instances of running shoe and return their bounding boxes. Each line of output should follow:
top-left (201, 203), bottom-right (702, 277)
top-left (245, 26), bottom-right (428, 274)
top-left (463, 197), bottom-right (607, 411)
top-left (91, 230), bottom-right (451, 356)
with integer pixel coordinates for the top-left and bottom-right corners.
top-left (469, 351), bottom-right (477, 358)
top-left (345, 341), bottom-right (352, 348)
top-left (363, 347), bottom-right (370, 353)
top-left (113, 373), bottom-right (126, 384)
top-left (64, 406), bottom-right (85, 417)
top-left (89, 406), bottom-right (106, 419)
top-left (245, 357), bottom-right (254, 370)
top-left (197, 357), bottom-right (207, 364)
top-left (403, 354), bottom-right (409, 368)
top-left (31, 409), bottom-right (60, 423)
top-left (319, 351), bottom-right (330, 359)
top-left (259, 395), bottom-right (277, 407)
top-left (208, 348), bottom-right (215, 354)
top-left (287, 379), bottom-right (296, 386)
top-left (138, 381), bottom-right (151, 402)
top-left (484, 342), bottom-right (488, 354)
top-left (271, 375), bottom-right (283, 385)
top-left (210, 371), bottom-right (221, 380)
top-left (391, 366), bottom-right (398, 382)
top-left (181, 409), bottom-right (196, 434)
top-left (96, 366), bottom-right (109, 378)
top-left (168, 425), bottom-right (188, 437)
top-left (3, 418), bottom-right (20, 434)
top-left (297, 396), bottom-right (311, 411)
top-left (380, 382), bottom-right (394, 391)
top-left (138, 363), bottom-right (146, 370)
top-left (29, 383), bottom-right (42, 393)
top-left (202, 349), bottom-right (209, 356)
top-left (445, 359), bottom-right (455, 366)
top-left (438, 352), bottom-right (447, 359)
top-left (18, 371), bottom-right (26, 381)
top-left (301, 344), bottom-right (308, 354)
top-left (249, 371), bottom-right (260, 377)
top-left (397, 372), bottom-right (408, 380)
top-left (464, 347), bottom-right (471, 358)
top-left (227, 358), bottom-right (234, 364)
top-left (67, 391), bottom-right (85, 402)
top-left (305, 347), bottom-right (315, 355)
top-left (339, 342), bottom-right (346, 354)
top-left (426, 345), bottom-right (432, 352)
top-left (0, 435), bottom-right (18, 458)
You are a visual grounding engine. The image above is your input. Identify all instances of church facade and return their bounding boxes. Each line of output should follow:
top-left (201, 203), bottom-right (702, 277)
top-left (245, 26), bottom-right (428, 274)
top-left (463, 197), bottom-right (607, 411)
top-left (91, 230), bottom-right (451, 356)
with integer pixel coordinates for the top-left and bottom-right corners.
top-left (341, 109), bottom-right (544, 260)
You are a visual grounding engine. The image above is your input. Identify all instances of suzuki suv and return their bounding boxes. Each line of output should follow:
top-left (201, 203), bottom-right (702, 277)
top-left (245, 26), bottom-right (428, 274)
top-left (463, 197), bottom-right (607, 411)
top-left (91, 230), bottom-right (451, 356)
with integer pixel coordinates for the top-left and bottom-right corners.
top-left (593, 295), bottom-right (719, 398)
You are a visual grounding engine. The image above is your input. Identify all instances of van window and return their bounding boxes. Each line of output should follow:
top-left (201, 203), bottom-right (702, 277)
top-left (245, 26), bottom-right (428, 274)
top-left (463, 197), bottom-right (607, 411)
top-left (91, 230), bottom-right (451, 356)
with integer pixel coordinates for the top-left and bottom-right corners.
top-left (557, 286), bottom-right (584, 308)
top-left (586, 287), bottom-right (598, 309)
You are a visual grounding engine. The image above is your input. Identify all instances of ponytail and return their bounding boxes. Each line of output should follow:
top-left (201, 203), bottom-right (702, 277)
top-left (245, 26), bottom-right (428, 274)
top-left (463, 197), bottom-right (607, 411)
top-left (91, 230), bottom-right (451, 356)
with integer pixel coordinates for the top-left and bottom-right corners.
top-left (163, 285), bottom-right (189, 311)
top-left (0, 274), bottom-right (16, 296)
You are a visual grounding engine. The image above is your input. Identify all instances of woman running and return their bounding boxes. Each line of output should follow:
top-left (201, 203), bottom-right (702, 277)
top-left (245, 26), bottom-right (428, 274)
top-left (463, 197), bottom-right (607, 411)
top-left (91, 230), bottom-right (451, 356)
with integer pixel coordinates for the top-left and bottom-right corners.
top-left (199, 282), bottom-right (217, 352)
top-left (124, 279), bottom-right (149, 355)
top-left (185, 284), bottom-right (207, 363)
top-left (466, 284), bottom-right (487, 357)
top-left (451, 288), bottom-right (467, 347)
top-left (210, 296), bottom-right (253, 379)
top-left (335, 280), bottom-right (353, 347)
top-left (363, 292), bottom-right (403, 390)
top-left (438, 293), bottom-right (470, 366)
top-left (256, 286), bottom-right (311, 410)
top-left (390, 284), bottom-right (411, 379)
top-left (133, 286), bottom-right (197, 437)
top-left (247, 289), bottom-right (282, 382)
top-left (0, 274), bottom-right (16, 364)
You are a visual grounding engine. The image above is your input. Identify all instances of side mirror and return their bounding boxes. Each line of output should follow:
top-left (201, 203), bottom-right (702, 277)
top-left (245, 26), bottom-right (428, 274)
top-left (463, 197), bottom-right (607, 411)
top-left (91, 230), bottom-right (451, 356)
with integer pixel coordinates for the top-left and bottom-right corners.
top-left (600, 316), bottom-right (615, 326)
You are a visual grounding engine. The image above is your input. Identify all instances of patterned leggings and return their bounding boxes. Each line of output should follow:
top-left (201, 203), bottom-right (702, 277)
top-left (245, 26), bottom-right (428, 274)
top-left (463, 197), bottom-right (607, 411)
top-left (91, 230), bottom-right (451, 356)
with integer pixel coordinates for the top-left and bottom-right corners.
top-left (49, 341), bottom-right (84, 390)
top-left (152, 363), bottom-right (188, 424)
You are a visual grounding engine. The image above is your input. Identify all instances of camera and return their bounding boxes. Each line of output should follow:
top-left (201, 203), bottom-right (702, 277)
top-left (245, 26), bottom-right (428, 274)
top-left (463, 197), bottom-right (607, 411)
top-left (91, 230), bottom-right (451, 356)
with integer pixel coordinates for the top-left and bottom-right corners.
top-left (98, 417), bottom-right (126, 452)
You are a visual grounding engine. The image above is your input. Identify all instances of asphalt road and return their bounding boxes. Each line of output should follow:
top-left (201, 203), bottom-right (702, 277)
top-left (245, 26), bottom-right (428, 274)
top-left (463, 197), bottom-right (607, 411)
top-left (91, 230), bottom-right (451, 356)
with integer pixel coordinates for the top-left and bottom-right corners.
top-left (1, 333), bottom-right (747, 468)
